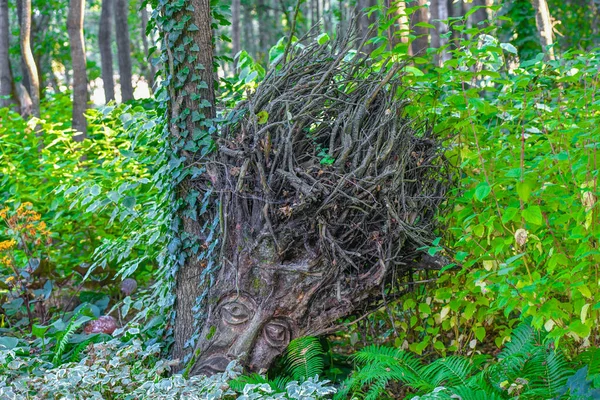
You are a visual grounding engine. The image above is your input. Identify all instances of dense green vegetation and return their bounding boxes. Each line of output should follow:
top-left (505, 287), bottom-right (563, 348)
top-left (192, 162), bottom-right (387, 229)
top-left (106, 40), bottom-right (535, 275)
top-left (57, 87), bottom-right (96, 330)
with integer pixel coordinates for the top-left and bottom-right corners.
top-left (0, 0), bottom-right (599, 398)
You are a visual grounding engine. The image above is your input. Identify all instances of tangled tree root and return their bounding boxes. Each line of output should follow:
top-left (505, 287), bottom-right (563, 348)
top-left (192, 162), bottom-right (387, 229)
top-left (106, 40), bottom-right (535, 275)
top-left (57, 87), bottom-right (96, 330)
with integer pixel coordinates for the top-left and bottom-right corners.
top-left (187, 31), bottom-right (452, 374)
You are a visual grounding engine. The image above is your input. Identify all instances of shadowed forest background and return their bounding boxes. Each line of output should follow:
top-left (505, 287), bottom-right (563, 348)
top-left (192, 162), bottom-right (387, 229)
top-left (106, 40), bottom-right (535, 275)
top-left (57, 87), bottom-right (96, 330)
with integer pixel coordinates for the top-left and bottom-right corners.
top-left (0, 0), bottom-right (600, 398)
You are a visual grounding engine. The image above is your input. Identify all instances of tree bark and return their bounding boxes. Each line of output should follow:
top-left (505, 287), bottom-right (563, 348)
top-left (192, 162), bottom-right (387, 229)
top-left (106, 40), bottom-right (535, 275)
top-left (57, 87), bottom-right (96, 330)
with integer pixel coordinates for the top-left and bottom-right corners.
top-left (0, 0), bottom-right (13, 108)
top-left (387, 0), bottom-right (410, 52)
top-left (358, 0), bottom-right (377, 51)
top-left (409, 0), bottom-right (428, 56)
top-left (167, 0), bottom-right (216, 365)
top-left (242, 2), bottom-right (254, 57)
top-left (531, 0), bottom-right (555, 59)
top-left (99, 0), bottom-right (115, 102)
top-left (232, 0), bottom-right (240, 58)
top-left (68, 0), bottom-right (88, 139)
top-left (467, 0), bottom-right (490, 28)
top-left (430, 0), bottom-right (450, 66)
top-left (19, 0), bottom-right (40, 117)
top-left (114, 0), bottom-right (134, 101)
top-left (140, 3), bottom-right (156, 89)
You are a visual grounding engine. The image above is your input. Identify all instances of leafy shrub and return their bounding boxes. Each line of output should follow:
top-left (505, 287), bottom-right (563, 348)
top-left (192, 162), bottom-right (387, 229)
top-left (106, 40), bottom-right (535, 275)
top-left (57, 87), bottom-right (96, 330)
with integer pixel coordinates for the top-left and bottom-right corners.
top-left (0, 332), bottom-right (336, 399)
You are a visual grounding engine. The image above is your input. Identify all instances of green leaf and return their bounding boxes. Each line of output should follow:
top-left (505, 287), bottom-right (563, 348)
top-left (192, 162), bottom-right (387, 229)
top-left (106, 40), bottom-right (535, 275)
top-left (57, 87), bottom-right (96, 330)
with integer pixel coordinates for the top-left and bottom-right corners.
top-left (0, 336), bottom-right (19, 350)
top-left (32, 324), bottom-right (49, 339)
top-left (522, 206), bottom-right (543, 225)
top-left (475, 326), bottom-right (486, 341)
top-left (419, 303), bottom-right (432, 315)
top-left (474, 182), bottom-right (491, 201)
top-left (256, 110), bottom-right (269, 125)
top-left (516, 181), bottom-right (532, 202)
top-left (569, 320), bottom-right (591, 338)
top-left (317, 33), bottom-right (330, 45)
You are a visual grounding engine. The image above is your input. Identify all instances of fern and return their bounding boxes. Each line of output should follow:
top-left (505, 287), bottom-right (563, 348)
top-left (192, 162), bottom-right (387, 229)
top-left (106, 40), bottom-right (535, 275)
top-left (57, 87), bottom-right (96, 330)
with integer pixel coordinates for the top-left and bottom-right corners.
top-left (520, 347), bottom-right (573, 398)
top-left (283, 336), bottom-right (325, 380)
top-left (421, 356), bottom-right (478, 388)
top-left (52, 309), bottom-right (93, 366)
top-left (230, 336), bottom-right (327, 395)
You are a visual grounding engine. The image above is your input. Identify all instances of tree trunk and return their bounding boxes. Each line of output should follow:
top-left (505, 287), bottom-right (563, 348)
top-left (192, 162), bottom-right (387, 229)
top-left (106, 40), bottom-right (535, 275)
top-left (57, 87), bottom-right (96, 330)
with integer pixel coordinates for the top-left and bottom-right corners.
top-left (358, 0), bottom-right (377, 51)
top-left (114, 0), bottom-right (134, 101)
top-left (99, 0), bottom-right (115, 102)
top-left (0, 0), bottom-right (13, 108)
top-left (242, 2), bottom-right (254, 57)
top-left (68, 0), bottom-right (87, 139)
top-left (311, 0), bottom-right (320, 27)
top-left (387, 0), bottom-right (410, 53)
top-left (531, 0), bottom-right (555, 59)
top-left (409, 0), bottom-right (428, 56)
top-left (256, 0), bottom-right (269, 62)
top-left (467, 0), bottom-right (490, 28)
top-left (430, 0), bottom-right (450, 66)
top-left (140, 3), bottom-right (156, 89)
top-left (232, 0), bottom-right (240, 58)
top-left (164, 0), bottom-right (216, 365)
top-left (19, 0), bottom-right (40, 117)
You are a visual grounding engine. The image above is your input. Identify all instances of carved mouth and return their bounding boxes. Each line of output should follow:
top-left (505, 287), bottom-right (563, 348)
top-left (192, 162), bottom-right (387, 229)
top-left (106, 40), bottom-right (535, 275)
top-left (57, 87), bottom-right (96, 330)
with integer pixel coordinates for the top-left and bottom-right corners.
top-left (197, 356), bottom-right (232, 375)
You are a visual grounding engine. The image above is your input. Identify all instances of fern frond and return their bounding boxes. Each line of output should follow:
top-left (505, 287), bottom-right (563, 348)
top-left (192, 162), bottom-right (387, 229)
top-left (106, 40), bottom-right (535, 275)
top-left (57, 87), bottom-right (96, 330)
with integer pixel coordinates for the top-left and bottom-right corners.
top-left (576, 348), bottom-right (600, 376)
top-left (521, 348), bottom-right (573, 399)
top-left (352, 345), bottom-right (425, 386)
top-left (497, 321), bottom-right (540, 361)
top-left (422, 356), bottom-right (476, 388)
top-left (52, 310), bottom-right (92, 366)
top-left (283, 336), bottom-right (325, 380)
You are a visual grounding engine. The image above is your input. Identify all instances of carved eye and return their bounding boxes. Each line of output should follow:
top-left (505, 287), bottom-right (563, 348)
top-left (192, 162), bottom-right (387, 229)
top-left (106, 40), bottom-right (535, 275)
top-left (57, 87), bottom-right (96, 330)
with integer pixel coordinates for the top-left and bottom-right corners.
top-left (221, 302), bottom-right (252, 325)
top-left (263, 320), bottom-right (291, 348)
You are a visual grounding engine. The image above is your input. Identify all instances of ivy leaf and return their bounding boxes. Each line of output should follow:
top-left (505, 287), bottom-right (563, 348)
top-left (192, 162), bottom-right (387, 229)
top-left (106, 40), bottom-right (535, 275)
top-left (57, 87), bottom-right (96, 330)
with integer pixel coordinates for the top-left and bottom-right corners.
top-left (522, 206), bottom-right (543, 225)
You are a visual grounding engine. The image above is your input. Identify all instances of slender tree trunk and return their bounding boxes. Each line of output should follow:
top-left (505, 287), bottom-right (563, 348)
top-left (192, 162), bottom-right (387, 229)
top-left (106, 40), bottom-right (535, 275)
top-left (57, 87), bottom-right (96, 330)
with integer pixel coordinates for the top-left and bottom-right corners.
top-left (430, 0), bottom-right (449, 66)
top-left (311, 0), bottom-right (320, 27)
top-left (0, 0), bottom-right (13, 108)
top-left (242, 3), bottom-right (254, 57)
top-left (387, 0), bottom-right (410, 52)
top-left (99, 0), bottom-right (115, 102)
top-left (140, 3), bottom-right (156, 89)
top-left (409, 0), bottom-right (428, 56)
top-left (531, 0), bottom-right (554, 59)
top-left (16, 0), bottom-right (30, 95)
top-left (67, 0), bottom-right (87, 138)
top-left (467, 0), bottom-right (490, 28)
top-left (256, 0), bottom-right (269, 62)
top-left (167, 0), bottom-right (216, 364)
top-left (358, 0), bottom-right (377, 51)
top-left (232, 0), bottom-right (240, 58)
top-left (19, 0), bottom-right (39, 117)
top-left (114, 0), bottom-right (134, 101)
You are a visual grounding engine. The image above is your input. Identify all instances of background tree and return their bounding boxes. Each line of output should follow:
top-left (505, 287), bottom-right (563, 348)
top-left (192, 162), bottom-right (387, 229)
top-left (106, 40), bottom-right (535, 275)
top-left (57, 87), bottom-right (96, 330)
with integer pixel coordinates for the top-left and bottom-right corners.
top-left (409, 0), bottom-right (429, 55)
top-left (114, 0), bottom-right (133, 101)
top-left (140, 2), bottom-right (155, 89)
top-left (0, 0), bottom-right (13, 108)
top-left (232, 0), bottom-right (241, 59)
top-left (531, 0), bottom-right (554, 59)
top-left (67, 0), bottom-right (87, 138)
top-left (429, 0), bottom-right (449, 65)
top-left (99, 0), bottom-right (115, 103)
top-left (19, 0), bottom-right (40, 117)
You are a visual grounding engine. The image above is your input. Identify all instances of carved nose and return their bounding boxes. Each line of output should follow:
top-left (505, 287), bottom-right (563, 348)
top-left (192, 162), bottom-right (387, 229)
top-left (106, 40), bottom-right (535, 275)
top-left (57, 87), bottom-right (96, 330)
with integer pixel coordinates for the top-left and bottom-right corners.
top-left (227, 313), bottom-right (264, 365)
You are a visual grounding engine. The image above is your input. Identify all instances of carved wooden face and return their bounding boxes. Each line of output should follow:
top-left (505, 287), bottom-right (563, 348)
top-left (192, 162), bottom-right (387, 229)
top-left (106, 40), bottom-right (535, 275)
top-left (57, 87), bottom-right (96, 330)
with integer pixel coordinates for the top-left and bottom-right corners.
top-left (195, 292), bottom-right (293, 375)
